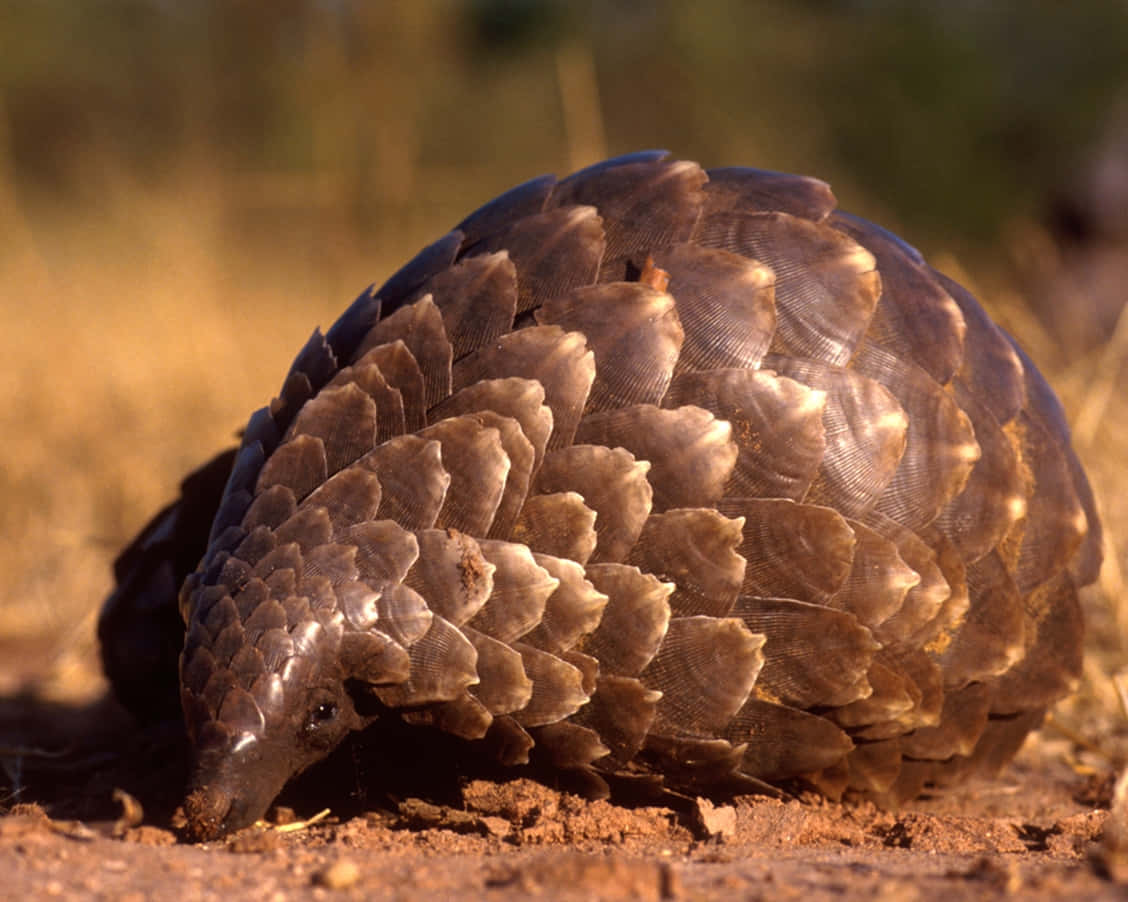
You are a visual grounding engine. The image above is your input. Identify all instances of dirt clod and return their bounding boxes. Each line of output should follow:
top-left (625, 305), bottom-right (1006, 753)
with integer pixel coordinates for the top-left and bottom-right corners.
top-left (693, 797), bottom-right (736, 840)
top-left (313, 858), bottom-right (360, 889)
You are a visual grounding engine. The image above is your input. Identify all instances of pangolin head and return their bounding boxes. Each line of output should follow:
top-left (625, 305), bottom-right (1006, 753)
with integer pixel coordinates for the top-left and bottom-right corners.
top-left (176, 561), bottom-right (411, 841)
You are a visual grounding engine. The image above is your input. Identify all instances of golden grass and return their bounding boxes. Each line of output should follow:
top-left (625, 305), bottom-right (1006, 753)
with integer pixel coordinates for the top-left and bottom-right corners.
top-left (0, 165), bottom-right (414, 700)
top-left (0, 157), bottom-right (1125, 771)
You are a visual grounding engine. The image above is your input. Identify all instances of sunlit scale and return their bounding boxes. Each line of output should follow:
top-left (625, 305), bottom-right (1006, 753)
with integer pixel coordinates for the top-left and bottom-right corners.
top-left (231, 733), bottom-right (258, 755)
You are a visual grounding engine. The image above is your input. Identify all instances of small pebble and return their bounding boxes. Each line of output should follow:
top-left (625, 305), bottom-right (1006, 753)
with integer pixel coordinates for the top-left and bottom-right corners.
top-left (480, 816), bottom-right (511, 838)
top-left (694, 797), bottom-right (736, 840)
top-left (270, 806), bottom-right (298, 826)
top-left (313, 858), bottom-right (360, 889)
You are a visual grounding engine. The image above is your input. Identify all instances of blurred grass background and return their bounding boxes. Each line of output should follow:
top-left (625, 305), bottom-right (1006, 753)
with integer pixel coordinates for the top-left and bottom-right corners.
top-left (1, 0), bottom-right (1126, 768)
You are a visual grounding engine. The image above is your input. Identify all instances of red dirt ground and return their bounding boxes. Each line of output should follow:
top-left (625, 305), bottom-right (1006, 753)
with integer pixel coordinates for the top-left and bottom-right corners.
top-left (2, 660), bottom-right (1126, 902)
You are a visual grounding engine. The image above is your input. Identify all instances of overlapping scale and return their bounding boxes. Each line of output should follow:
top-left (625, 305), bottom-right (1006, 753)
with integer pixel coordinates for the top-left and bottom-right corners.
top-left (931, 269), bottom-right (1027, 426)
top-left (860, 513), bottom-right (952, 647)
top-left (430, 378), bottom-right (553, 472)
top-left (731, 597), bottom-right (878, 708)
top-left (852, 345), bottom-right (981, 530)
top-left (529, 722), bottom-right (610, 771)
top-left (463, 627), bottom-right (532, 715)
top-left (359, 435), bottom-right (448, 530)
top-left (276, 329), bottom-right (338, 418)
top-left (862, 647), bottom-right (944, 735)
top-left (522, 554), bottom-right (608, 654)
top-left (350, 341), bottom-right (427, 431)
top-left (766, 355), bottom-right (908, 516)
top-left (326, 362), bottom-right (407, 444)
top-left (931, 383), bottom-right (1025, 562)
top-left (826, 517), bottom-right (919, 629)
top-left (288, 383), bottom-right (378, 475)
top-left (242, 484), bottom-right (296, 533)
top-left (844, 739), bottom-right (904, 794)
top-left (727, 699), bottom-right (853, 780)
top-left (903, 525), bottom-right (970, 652)
top-left (640, 734), bottom-right (749, 787)
top-left (403, 529), bottom-right (494, 627)
top-left (641, 616), bottom-right (765, 737)
top-left (468, 410), bottom-right (536, 540)
top-left (831, 659), bottom-right (918, 729)
top-left (537, 282), bottom-right (684, 412)
top-left (355, 295), bottom-right (452, 408)
top-left (575, 404), bottom-right (738, 512)
top-left (453, 326), bottom-right (595, 449)
top-left (300, 468), bottom-right (382, 534)
top-left (373, 615), bottom-right (479, 708)
top-left (1002, 411), bottom-right (1088, 595)
top-left (231, 529), bottom-right (274, 571)
top-left (653, 244), bottom-right (776, 373)
top-left (417, 693), bottom-right (493, 741)
top-left (414, 251), bottom-right (518, 359)
top-left (581, 564), bottom-right (672, 678)
top-left (338, 631), bottom-right (410, 686)
top-left (666, 369), bottom-right (827, 501)
top-left (467, 540), bottom-right (558, 645)
top-left (936, 551), bottom-right (1026, 687)
top-left (695, 212), bottom-right (880, 366)
top-left (832, 211), bottom-right (966, 386)
top-left (1009, 340), bottom-right (1102, 587)
top-left (549, 156), bottom-right (706, 267)
top-left (510, 643), bottom-right (589, 727)
top-left (901, 681), bottom-right (991, 760)
top-left (986, 570), bottom-right (1083, 714)
top-left (531, 445), bottom-right (652, 563)
top-left (467, 206), bottom-right (605, 314)
top-left (255, 434), bottom-right (328, 502)
top-left (511, 492), bottom-right (598, 564)
top-left (272, 507), bottom-right (332, 554)
top-left (718, 499), bottom-right (855, 604)
top-left (416, 416), bottom-right (511, 536)
top-left (627, 509), bottom-right (746, 617)
top-left (702, 166), bottom-right (837, 222)
top-left (571, 675), bottom-right (661, 766)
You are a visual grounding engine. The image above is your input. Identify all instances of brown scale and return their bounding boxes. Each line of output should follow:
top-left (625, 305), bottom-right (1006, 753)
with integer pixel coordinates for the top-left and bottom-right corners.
top-left (98, 152), bottom-right (1101, 840)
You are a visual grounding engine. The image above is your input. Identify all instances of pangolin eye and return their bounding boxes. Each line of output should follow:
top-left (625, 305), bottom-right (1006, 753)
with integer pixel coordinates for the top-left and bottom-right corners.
top-left (309, 701), bottom-right (338, 727)
top-left (302, 698), bottom-right (344, 749)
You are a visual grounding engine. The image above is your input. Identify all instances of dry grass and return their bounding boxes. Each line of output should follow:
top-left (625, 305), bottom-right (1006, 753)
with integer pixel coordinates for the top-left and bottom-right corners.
top-left (0, 154), bottom-right (1125, 773)
top-left (0, 164), bottom-right (414, 700)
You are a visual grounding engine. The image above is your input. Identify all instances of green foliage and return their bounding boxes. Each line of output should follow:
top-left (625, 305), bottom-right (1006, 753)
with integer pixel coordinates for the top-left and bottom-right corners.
top-left (813, 0), bottom-right (1128, 239)
top-left (1, 0), bottom-right (1125, 242)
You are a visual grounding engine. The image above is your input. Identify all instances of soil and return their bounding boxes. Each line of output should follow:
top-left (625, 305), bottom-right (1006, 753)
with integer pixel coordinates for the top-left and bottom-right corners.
top-left (2, 667), bottom-right (1126, 902)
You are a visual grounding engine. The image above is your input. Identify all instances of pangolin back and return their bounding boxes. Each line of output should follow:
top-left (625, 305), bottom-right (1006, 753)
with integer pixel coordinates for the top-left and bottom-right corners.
top-left (100, 152), bottom-right (1101, 839)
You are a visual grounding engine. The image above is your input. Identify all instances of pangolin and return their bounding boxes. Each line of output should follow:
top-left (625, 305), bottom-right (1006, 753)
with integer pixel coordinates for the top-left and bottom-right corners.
top-left (98, 152), bottom-right (1102, 841)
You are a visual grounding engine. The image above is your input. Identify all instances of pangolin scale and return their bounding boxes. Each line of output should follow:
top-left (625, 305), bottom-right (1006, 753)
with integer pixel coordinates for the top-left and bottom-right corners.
top-left (98, 152), bottom-right (1102, 841)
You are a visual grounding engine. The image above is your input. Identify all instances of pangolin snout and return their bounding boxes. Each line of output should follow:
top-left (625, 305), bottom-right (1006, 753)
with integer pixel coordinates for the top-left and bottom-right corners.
top-left (182, 785), bottom-right (235, 842)
top-left (182, 769), bottom-right (283, 841)
top-left (182, 729), bottom-right (289, 840)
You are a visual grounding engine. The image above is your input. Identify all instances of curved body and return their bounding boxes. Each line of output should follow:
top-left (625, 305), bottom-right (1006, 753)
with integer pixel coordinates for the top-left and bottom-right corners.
top-left (100, 152), bottom-right (1101, 840)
